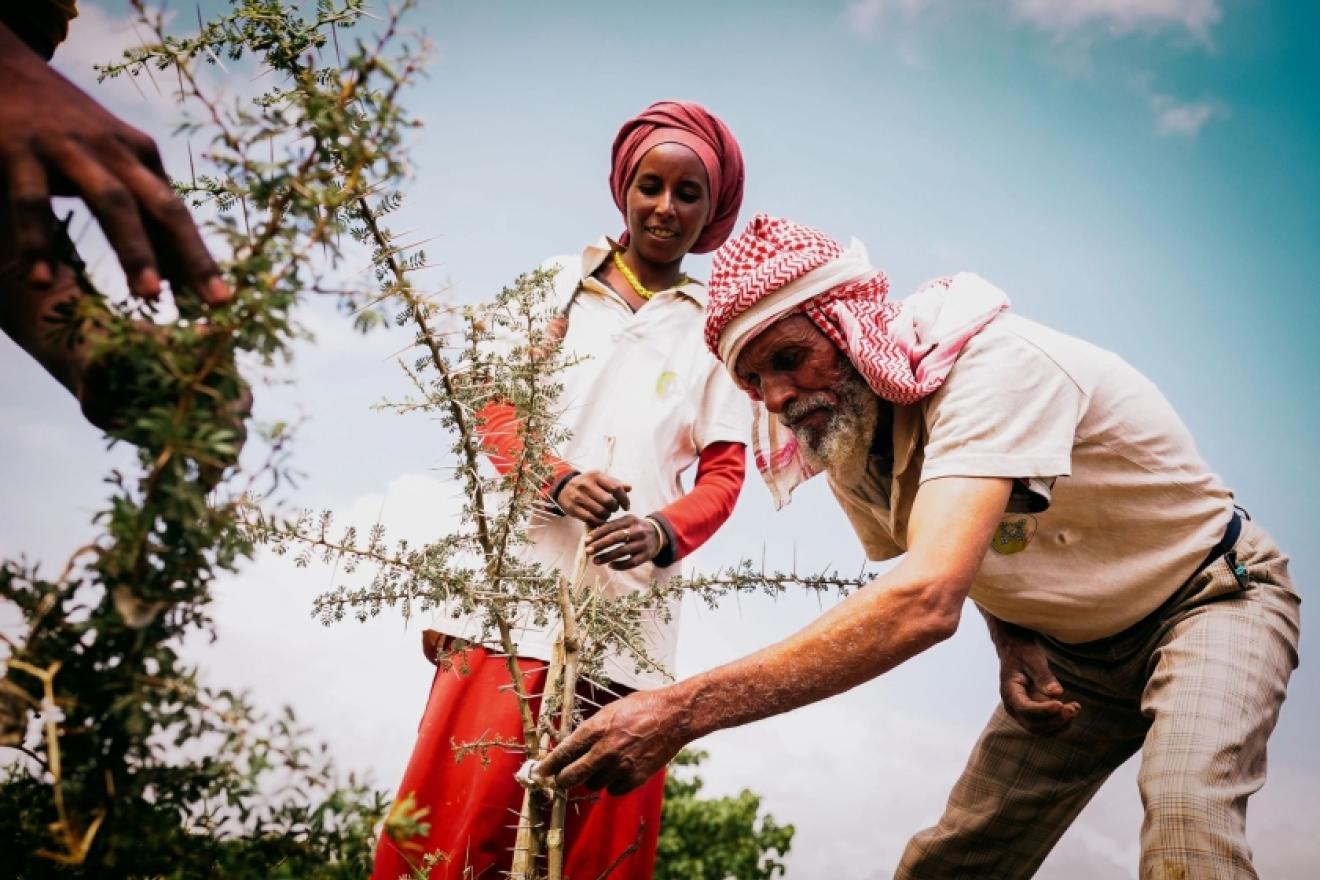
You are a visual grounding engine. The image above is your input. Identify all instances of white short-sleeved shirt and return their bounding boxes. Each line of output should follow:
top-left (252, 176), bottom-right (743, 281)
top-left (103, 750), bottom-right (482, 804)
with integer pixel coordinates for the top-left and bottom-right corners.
top-left (829, 313), bottom-right (1235, 643)
top-left (437, 239), bottom-right (751, 689)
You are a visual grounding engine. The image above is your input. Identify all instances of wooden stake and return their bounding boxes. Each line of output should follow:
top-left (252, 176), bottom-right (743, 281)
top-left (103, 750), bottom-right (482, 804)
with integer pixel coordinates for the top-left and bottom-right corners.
top-left (511, 437), bottom-right (614, 880)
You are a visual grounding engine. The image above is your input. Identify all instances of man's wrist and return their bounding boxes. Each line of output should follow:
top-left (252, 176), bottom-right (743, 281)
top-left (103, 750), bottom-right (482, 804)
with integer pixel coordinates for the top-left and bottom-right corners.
top-left (668, 673), bottom-right (718, 742)
top-left (990, 622), bottom-right (1035, 657)
top-left (980, 609), bottom-right (1024, 648)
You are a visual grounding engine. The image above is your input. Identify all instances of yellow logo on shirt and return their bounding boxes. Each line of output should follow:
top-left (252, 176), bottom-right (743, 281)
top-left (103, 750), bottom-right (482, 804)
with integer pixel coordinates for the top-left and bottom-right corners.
top-left (656, 370), bottom-right (678, 399)
top-left (991, 517), bottom-right (1036, 555)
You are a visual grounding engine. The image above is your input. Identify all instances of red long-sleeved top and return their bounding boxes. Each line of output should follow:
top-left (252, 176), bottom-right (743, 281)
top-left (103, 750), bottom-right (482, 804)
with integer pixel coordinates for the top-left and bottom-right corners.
top-left (475, 399), bottom-right (745, 566)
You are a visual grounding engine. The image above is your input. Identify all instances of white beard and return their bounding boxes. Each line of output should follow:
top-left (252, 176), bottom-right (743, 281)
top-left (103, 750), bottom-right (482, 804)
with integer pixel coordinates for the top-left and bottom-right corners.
top-left (785, 370), bottom-right (880, 478)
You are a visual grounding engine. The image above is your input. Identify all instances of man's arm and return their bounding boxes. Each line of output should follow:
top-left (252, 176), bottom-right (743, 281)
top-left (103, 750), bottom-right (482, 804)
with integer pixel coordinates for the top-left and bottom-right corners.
top-left (537, 475), bottom-right (1013, 795)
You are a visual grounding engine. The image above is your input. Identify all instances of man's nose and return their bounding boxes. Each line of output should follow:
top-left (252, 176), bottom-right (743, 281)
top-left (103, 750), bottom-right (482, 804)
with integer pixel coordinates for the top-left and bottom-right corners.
top-left (761, 375), bottom-right (795, 414)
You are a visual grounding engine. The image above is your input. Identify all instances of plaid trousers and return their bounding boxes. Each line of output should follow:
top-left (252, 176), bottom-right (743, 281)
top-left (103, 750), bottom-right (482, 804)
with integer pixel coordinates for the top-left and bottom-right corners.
top-left (896, 519), bottom-right (1300, 879)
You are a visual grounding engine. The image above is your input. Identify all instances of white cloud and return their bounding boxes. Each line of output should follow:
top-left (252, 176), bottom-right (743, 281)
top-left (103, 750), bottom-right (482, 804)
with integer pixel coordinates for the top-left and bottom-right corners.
top-left (846, 0), bottom-right (1222, 44)
top-left (845, 0), bottom-right (938, 38)
top-left (843, 0), bottom-right (938, 69)
top-left (183, 471), bottom-right (467, 788)
top-left (1149, 93), bottom-right (1230, 137)
top-left (1008, 0), bottom-right (1222, 42)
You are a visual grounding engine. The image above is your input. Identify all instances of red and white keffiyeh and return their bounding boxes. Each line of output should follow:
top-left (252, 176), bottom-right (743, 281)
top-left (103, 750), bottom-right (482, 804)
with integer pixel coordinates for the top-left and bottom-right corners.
top-left (705, 213), bottom-right (1010, 507)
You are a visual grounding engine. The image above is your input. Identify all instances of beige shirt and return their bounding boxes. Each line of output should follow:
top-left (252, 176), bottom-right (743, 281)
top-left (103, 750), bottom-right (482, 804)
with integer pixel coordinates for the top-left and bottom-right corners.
top-left (829, 313), bottom-right (1235, 643)
top-left (438, 239), bottom-right (751, 688)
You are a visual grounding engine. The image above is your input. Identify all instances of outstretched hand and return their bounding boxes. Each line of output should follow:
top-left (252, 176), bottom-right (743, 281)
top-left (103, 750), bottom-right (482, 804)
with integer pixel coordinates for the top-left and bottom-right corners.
top-left (0, 23), bottom-right (228, 305)
top-left (536, 686), bottom-right (689, 796)
top-left (996, 627), bottom-right (1080, 736)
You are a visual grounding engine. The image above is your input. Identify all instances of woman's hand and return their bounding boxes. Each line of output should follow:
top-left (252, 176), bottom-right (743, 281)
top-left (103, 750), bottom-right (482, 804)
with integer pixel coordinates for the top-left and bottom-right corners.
top-left (586, 515), bottom-right (664, 570)
top-left (556, 471), bottom-right (630, 527)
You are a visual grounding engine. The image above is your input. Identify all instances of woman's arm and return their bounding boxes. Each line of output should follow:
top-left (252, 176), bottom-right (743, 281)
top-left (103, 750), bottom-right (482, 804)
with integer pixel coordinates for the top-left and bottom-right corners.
top-left (474, 398), bottom-right (576, 497)
top-left (649, 440), bottom-right (745, 565)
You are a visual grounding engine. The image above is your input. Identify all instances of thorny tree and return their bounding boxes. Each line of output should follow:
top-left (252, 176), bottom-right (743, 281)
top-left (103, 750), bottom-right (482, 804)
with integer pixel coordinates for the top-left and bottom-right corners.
top-left (251, 109), bottom-right (869, 880)
top-left (0, 2), bottom-right (431, 876)
top-left (254, 263), bottom-right (864, 879)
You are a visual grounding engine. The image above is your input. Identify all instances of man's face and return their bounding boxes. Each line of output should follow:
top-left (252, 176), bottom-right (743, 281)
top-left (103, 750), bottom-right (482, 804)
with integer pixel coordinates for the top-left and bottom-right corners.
top-left (732, 314), bottom-right (879, 470)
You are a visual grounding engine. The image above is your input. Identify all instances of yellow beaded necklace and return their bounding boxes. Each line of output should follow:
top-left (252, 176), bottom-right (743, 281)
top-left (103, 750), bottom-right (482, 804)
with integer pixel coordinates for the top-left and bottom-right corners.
top-left (611, 249), bottom-right (657, 300)
top-left (611, 250), bottom-right (688, 302)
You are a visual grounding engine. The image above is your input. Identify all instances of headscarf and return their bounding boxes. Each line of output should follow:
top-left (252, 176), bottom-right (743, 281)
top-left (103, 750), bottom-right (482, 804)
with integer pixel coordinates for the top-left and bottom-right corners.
top-left (610, 100), bottom-right (745, 254)
top-left (705, 213), bottom-right (1010, 507)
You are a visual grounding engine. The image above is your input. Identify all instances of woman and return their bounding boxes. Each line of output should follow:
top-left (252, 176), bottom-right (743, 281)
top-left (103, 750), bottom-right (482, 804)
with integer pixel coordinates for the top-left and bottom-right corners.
top-left (372, 100), bottom-right (750, 880)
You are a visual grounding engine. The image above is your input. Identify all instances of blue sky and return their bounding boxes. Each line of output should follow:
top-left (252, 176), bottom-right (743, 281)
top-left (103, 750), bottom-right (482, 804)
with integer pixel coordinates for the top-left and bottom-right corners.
top-left (2, 1), bottom-right (1317, 876)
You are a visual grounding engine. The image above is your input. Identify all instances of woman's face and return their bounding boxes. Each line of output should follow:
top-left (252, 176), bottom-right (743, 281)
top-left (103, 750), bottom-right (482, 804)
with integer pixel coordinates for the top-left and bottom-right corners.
top-left (625, 142), bottom-right (711, 265)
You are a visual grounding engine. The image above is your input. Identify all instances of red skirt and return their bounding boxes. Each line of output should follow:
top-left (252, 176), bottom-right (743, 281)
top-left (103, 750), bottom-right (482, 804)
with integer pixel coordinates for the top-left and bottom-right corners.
top-left (371, 642), bottom-right (665, 880)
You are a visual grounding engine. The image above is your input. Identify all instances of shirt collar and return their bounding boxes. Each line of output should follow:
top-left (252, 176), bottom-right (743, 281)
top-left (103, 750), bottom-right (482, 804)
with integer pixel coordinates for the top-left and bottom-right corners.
top-left (830, 401), bottom-right (923, 495)
top-left (891, 403), bottom-right (922, 477)
top-left (580, 236), bottom-right (707, 307)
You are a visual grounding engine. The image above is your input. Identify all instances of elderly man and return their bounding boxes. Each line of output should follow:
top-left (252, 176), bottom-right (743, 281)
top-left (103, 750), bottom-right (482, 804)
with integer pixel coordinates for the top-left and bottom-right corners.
top-left (538, 214), bottom-right (1300, 878)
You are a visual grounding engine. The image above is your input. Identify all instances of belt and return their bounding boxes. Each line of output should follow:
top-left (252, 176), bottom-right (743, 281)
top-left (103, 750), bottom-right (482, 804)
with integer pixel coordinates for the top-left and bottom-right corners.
top-left (1048, 509), bottom-right (1248, 653)
top-left (1193, 509), bottom-right (1244, 583)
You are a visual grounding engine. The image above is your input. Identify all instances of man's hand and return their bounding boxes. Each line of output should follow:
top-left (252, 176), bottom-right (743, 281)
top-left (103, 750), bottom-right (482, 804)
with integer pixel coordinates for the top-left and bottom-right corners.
top-left (585, 514), bottom-right (663, 570)
top-left (989, 618), bottom-right (1080, 736)
top-left (556, 471), bottom-right (630, 527)
top-left (1, 258), bottom-right (250, 466)
top-left (536, 686), bottom-right (689, 796)
top-left (0, 23), bottom-right (228, 305)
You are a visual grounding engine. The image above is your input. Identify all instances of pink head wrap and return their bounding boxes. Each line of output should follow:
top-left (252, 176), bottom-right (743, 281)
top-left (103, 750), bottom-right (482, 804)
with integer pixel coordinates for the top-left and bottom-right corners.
top-left (610, 100), bottom-right (745, 254)
top-left (706, 214), bottom-right (1010, 507)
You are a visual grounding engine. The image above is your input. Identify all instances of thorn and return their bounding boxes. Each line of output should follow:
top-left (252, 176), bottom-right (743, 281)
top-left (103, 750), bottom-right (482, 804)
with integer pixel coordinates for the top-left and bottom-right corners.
top-left (125, 66), bottom-right (149, 101)
top-left (129, 18), bottom-right (165, 97)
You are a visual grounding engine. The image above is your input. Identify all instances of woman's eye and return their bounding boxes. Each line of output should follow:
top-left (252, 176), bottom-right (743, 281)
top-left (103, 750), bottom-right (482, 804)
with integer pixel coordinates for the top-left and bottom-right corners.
top-left (678, 187), bottom-right (703, 203)
top-left (638, 182), bottom-right (661, 195)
